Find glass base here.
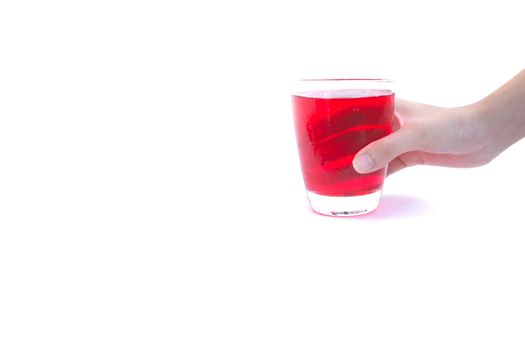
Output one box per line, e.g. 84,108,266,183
306,190,382,217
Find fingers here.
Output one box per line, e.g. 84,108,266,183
352,126,421,174
352,98,430,174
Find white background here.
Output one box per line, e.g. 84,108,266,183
1,0,525,349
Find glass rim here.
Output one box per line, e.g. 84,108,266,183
292,78,395,97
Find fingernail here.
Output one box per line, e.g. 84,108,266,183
353,154,374,173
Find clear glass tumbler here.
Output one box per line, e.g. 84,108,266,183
292,79,395,216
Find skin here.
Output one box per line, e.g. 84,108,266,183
353,70,525,175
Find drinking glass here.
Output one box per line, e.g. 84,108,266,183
292,79,395,216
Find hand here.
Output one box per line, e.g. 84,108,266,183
352,99,506,175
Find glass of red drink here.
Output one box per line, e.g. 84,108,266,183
292,79,395,216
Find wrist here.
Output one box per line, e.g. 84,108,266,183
456,101,492,148
477,95,525,150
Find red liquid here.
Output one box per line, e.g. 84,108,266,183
293,89,394,196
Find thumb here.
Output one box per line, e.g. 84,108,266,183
352,126,420,174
